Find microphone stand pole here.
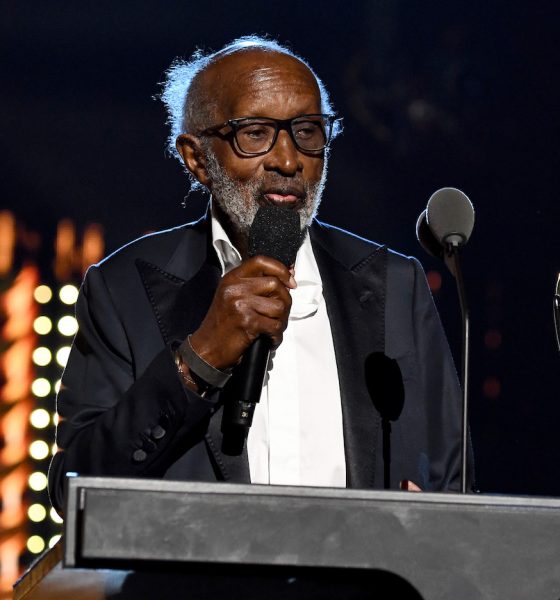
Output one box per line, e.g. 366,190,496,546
447,244,469,494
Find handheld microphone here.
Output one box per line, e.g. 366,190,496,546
222,205,302,438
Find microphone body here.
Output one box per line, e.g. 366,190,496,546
223,335,272,428
222,206,302,439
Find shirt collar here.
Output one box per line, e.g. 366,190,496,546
211,201,242,275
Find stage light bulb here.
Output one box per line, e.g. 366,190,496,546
28,471,48,491
33,316,52,335
59,284,79,305
53,412,59,426
34,285,53,304
49,535,62,548
30,408,50,429
56,346,71,367
28,504,47,522
54,380,61,393
29,440,50,460
31,378,51,398
50,507,63,524
27,536,46,554
51,442,58,456
57,315,78,336
32,347,52,366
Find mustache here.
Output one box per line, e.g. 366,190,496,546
257,177,309,200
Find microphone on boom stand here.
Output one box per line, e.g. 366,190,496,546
416,187,475,493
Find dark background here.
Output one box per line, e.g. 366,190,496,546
3,0,559,495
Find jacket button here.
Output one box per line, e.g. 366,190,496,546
132,449,147,462
151,425,166,440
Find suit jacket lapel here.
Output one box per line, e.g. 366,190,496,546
311,222,387,489
135,216,251,484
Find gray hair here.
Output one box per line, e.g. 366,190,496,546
159,35,341,162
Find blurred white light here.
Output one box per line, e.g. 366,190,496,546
51,442,58,456
27,536,45,554
59,284,79,305
28,504,47,522
30,408,50,429
28,471,48,491
48,535,62,548
32,347,52,366
50,507,63,524
56,346,71,367
54,380,61,394
34,285,52,304
57,315,78,336
29,440,50,460
33,316,52,335
53,412,60,426
31,378,51,398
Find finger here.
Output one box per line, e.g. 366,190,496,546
251,296,290,320
232,277,293,304
245,313,286,347
400,480,422,492
237,256,295,289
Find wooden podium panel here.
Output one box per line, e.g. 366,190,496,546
14,477,560,599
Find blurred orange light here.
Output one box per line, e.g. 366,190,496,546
0,399,32,466
483,376,501,399
0,337,34,402
0,465,29,529
0,210,16,276
426,270,442,293
82,223,104,273
484,329,502,350
1,265,39,340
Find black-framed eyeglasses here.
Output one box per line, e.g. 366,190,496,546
197,114,341,156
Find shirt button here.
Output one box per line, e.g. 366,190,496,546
132,449,147,463
151,425,166,440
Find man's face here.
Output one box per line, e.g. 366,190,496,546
196,51,327,235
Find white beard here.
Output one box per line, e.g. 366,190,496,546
204,149,328,235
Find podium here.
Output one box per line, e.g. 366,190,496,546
14,477,560,599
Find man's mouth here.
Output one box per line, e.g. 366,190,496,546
262,188,305,209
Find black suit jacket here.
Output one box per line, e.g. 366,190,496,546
49,217,467,511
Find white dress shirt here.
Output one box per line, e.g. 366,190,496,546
211,209,346,487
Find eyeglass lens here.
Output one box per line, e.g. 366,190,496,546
234,117,330,154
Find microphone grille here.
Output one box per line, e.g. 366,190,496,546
248,206,303,266
426,187,475,246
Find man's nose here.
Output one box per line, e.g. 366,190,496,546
263,130,302,176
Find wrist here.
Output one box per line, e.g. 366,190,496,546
174,350,210,397
178,334,233,391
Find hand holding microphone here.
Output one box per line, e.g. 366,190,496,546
185,206,302,437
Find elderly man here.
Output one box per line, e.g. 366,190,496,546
48,36,468,512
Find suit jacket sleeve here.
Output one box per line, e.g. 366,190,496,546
48,264,219,513
385,254,473,491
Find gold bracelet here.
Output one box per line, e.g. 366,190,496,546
174,350,208,397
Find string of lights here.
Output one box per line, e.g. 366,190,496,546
0,212,103,595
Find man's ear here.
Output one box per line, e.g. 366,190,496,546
176,134,210,187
